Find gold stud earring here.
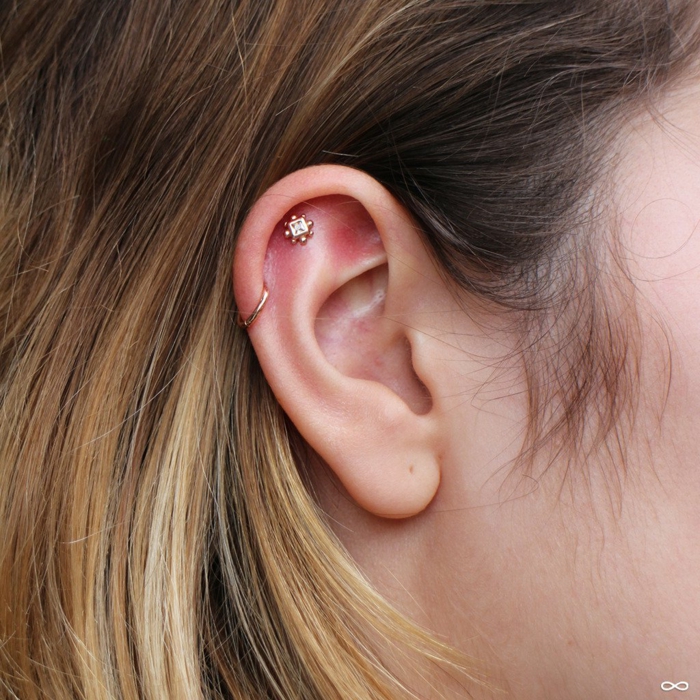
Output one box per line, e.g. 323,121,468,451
284,213,314,245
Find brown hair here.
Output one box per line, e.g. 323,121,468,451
1,1,698,698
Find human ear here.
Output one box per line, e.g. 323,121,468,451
232,165,445,519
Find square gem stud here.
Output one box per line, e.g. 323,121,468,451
284,214,314,245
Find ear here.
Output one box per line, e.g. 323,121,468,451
232,165,447,519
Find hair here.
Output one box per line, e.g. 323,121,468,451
1,1,699,698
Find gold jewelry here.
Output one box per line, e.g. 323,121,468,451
237,286,269,329
284,213,314,245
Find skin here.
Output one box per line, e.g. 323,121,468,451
233,76,700,699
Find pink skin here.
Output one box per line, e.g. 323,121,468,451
233,90,700,695
303,96,700,698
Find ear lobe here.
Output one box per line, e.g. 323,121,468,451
232,165,442,519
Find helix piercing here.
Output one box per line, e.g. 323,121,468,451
237,213,315,329
284,213,314,245
237,286,269,329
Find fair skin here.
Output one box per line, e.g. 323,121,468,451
232,77,700,699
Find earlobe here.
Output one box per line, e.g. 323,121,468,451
232,165,443,518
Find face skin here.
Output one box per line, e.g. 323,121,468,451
304,84,700,699
233,75,700,699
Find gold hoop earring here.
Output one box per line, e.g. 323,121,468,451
237,286,269,329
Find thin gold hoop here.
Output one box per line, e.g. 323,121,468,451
237,286,269,329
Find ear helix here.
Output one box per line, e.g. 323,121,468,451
236,212,316,329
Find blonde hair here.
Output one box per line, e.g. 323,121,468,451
1,1,699,698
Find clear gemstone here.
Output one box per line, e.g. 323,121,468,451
290,219,308,236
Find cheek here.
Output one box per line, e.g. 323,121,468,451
627,218,700,450
619,214,700,558
616,106,700,401
616,150,700,462
652,278,700,365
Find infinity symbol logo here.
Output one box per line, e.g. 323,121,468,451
661,681,690,692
